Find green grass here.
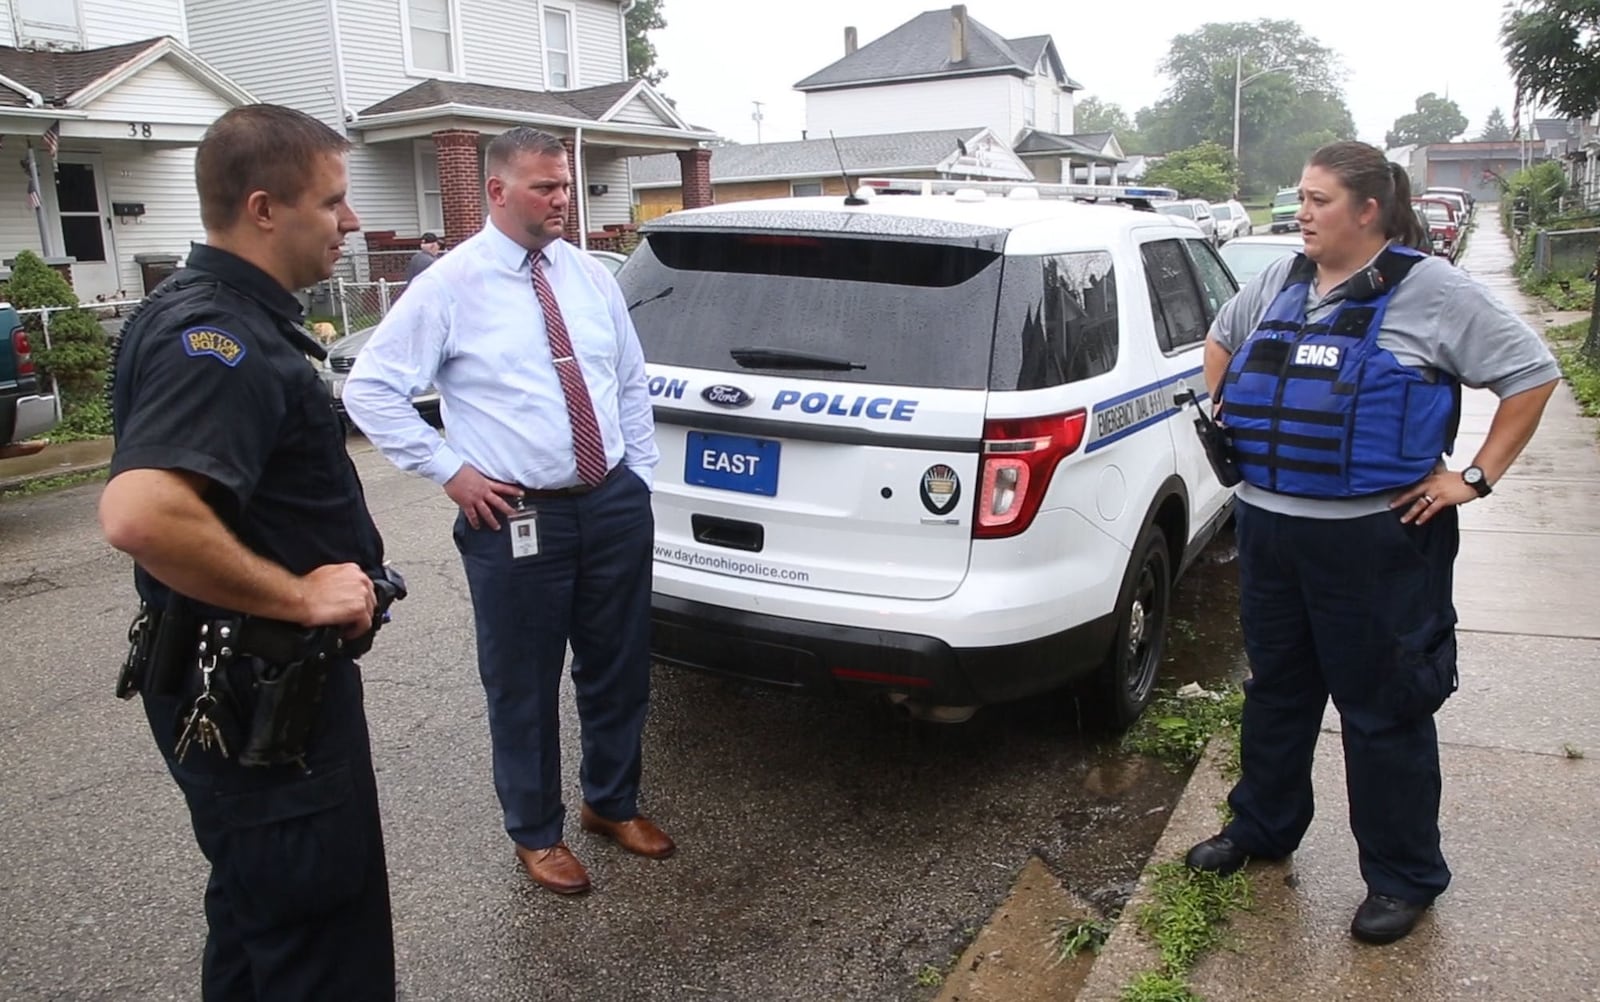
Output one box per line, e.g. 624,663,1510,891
0,467,107,499
1055,917,1113,962
1520,273,1595,312
1546,321,1600,419
1136,864,1252,974
1121,971,1204,1002
914,964,944,988
1246,206,1271,228
1121,687,1245,770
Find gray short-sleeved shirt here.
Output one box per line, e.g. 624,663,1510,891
1209,248,1559,519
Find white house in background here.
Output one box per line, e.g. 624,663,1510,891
790,6,1119,183
185,0,715,272
0,0,253,302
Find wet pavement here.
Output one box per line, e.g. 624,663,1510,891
0,438,1243,1001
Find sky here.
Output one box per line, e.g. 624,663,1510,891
650,0,1526,149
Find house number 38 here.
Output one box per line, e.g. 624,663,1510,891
128,123,153,138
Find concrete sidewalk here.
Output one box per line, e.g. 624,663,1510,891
0,437,113,491
1081,217,1600,1001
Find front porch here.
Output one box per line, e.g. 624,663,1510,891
351,78,717,272
0,37,254,302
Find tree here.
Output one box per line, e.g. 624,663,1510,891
625,0,667,85
1478,107,1513,141
1132,20,1355,195
1501,0,1600,361
0,251,111,439
1142,142,1237,201
1074,95,1142,153
1384,93,1468,147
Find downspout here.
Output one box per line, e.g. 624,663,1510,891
620,0,636,77
328,0,354,132
575,126,588,250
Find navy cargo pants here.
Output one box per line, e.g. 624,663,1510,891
143,659,394,1001
1223,501,1460,904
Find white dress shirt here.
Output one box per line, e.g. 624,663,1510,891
343,223,659,490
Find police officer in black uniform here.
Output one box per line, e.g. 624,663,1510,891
99,104,396,999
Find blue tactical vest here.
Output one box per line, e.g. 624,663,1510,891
1221,246,1458,498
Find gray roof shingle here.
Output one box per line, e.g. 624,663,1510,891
1013,129,1121,162
359,78,709,135
630,127,994,186
794,9,1076,90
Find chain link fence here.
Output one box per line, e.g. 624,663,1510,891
305,250,415,341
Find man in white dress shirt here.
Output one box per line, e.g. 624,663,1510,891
343,127,671,896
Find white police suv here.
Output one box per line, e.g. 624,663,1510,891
622,179,1237,726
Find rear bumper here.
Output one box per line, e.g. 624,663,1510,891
650,593,1117,706
1269,219,1300,233
5,392,57,444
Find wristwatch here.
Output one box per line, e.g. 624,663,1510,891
1462,465,1493,497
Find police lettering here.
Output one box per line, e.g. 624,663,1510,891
181,328,246,367
1294,344,1342,367
771,390,918,422
702,449,760,475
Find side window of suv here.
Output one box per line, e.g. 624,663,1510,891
1182,238,1239,323
1141,240,1209,352
992,251,1119,390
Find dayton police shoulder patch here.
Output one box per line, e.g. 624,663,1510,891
180,326,247,367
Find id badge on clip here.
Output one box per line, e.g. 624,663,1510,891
508,510,539,559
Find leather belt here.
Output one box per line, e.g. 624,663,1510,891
518,464,624,499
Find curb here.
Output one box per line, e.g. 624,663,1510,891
0,460,110,494
1074,741,1235,1000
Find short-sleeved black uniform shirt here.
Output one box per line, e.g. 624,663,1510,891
109,244,383,611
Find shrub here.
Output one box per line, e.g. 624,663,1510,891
0,251,112,438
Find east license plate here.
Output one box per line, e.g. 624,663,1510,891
685,432,780,496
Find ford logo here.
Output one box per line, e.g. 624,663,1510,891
702,385,754,409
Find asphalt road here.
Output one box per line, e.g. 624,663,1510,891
0,441,1242,1002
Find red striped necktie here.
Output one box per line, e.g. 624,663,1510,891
532,250,609,485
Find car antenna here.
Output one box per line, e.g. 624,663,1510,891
830,131,869,205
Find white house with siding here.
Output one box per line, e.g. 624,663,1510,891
0,0,253,302
185,0,715,268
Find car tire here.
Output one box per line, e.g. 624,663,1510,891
1087,523,1171,730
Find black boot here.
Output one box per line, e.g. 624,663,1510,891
1350,893,1429,945
1184,835,1249,876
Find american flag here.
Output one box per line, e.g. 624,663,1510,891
1512,91,1522,140
26,174,40,211
42,119,60,161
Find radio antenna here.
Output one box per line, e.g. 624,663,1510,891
830,131,869,205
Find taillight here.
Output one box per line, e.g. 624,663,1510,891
12,328,33,377
973,410,1087,539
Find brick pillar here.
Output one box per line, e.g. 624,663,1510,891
560,138,581,244
678,148,713,209
433,129,483,246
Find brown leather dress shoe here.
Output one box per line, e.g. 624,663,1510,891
514,841,591,895
579,803,676,859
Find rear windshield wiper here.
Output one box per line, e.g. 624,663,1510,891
627,286,674,311
729,347,866,371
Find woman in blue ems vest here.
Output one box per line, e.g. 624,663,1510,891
1184,141,1560,944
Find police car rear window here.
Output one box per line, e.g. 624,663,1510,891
624,231,1002,389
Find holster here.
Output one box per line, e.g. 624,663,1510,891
230,621,343,768
116,599,202,700
1176,389,1243,488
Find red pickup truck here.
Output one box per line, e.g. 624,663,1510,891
1,301,58,459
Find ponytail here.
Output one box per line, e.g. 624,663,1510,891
1386,163,1430,252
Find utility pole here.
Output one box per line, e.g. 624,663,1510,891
1233,53,1288,173
751,100,765,144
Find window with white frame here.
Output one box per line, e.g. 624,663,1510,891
407,0,457,75
415,143,445,235
1023,82,1036,128
15,0,82,47
545,6,573,89
790,181,823,197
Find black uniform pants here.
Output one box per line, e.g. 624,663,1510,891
1223,501,1460,904
142,658,394,1001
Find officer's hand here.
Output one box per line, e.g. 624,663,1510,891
299,563,377,638
1391,470,1476,525
444,465,523,531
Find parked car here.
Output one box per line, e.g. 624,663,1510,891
589,249,628,275
1425,186,1475,214
0,302,57,459
1209,199,1252,242
1154,199,1220,245
623,178,1237,728
1269,186,1301,233
1217,233,1303,287
1413,197,1462,260
1429,192,1470,229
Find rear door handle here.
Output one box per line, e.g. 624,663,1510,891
692,514,764,552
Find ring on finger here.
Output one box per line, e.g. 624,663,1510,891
1422,494,1434,505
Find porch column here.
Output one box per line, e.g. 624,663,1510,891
678,148,713,209
433,129,483,246
560,138,581,244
